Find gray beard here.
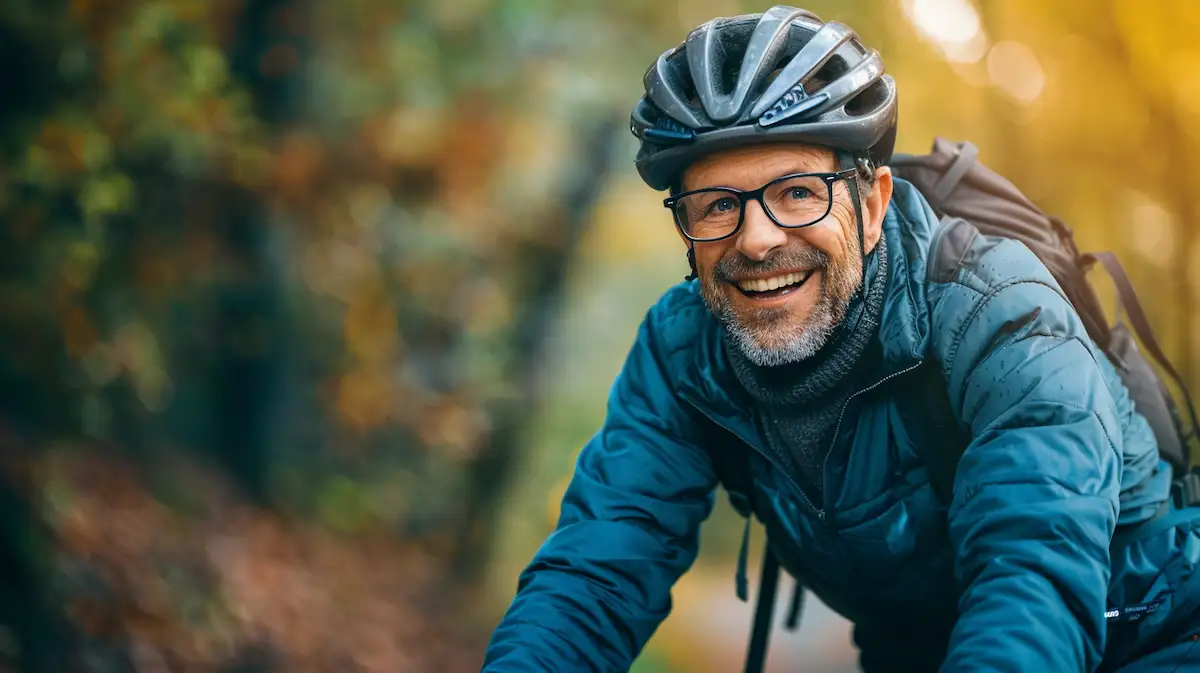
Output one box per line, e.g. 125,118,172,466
700,252,863,367
716,283,848,366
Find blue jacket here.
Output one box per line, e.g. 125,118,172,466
482,180,1200,672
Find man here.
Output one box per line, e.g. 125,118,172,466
482,7,1200,672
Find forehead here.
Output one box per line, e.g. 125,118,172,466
681,143,837,191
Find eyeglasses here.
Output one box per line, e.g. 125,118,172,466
663,168,858,242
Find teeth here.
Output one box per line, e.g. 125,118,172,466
739,271,810,293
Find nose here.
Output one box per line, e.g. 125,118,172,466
734,199,789,261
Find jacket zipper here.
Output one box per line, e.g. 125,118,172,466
687,361,925,526
818,361,925,526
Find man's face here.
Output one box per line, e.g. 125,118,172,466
680,144,891,367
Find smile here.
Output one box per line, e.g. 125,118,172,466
734,270,814,297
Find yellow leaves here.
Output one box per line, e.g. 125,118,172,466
1190,240,1200,299
586,175,681,266
545,475,569,529
461,277,513,338
347,182,392,231
377,107,445,167
436,101,503,216
1123,191,1177,267
303,238,381,302
1169,51,1200,127
336,367,392,432
417,397,490,462
675,0,741,34
1112,0,1200,123
495,108,569,217
343,291,398,364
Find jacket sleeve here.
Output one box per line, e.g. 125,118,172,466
481,296,718,672
932,241,1123,673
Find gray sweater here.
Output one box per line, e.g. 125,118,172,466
725,233,890,502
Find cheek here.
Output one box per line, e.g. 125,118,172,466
800,213,852,259
829,196,857,227
693,242,730,276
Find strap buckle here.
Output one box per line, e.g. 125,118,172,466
1172,468,1200,509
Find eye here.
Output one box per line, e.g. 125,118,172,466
789,187,812,200
713,197,738,212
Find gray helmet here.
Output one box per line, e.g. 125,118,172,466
631,6,898,191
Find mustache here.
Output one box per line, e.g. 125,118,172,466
711,247,829,283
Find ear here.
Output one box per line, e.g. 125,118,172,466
861,166,893,255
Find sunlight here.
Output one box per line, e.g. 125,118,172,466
901,0,988,63
986,40,1046,103
1124,190,1175,266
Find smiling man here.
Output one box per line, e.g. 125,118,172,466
685,146,868,368
482,6,1200,673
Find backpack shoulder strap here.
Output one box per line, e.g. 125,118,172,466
931,140,978,201
1083,251,1200,444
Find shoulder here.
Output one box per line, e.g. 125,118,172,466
642,280,716,363
926,217,1064,297
925,218,1076,335
923,218,1104,383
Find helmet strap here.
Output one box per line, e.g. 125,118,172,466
839,152,870,296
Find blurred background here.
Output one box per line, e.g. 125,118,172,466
1,0,1198,671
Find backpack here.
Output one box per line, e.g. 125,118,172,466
891,137,1199,490
718,137,1200,673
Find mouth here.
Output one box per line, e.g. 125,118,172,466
732,270,815,299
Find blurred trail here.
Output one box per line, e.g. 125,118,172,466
654,571,859,673
28,447,490,673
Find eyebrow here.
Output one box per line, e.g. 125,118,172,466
685,164,835,192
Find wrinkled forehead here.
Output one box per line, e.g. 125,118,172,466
680,142,838,192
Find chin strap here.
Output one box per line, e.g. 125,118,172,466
840,152,871,296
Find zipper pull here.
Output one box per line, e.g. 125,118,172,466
820,508,837,529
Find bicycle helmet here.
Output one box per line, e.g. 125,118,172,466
631,5,898,191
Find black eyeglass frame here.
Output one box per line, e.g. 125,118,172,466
662,168,859,242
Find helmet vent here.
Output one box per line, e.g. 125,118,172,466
846,78,888,117
807,55,847,94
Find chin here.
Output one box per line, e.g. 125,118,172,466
727,313,835,367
